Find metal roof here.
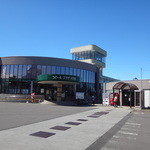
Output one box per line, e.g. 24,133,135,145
113,81,139,90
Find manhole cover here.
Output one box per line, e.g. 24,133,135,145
30,131,55,138
65,122,82,125
87,115,100,118
50,126,71,131
77,119,88,121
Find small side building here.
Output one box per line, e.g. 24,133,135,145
103,79,150,108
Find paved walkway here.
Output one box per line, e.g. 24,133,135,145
0,106,132,150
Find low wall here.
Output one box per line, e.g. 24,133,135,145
0,94,44,103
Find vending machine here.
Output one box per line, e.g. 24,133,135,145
109,93,119,106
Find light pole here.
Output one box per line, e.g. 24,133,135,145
140,68,143,108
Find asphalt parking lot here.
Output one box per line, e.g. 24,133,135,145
100,110,150,150
0,102,95,131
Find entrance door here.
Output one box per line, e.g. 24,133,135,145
62,85,75,101
122,90,134,106
44,85,57,101
134,91,140,106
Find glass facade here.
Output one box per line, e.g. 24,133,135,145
0,64,96,94
72,51,105,63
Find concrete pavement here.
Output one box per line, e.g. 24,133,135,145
0,106,132,150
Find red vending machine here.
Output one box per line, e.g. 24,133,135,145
109,93,119,105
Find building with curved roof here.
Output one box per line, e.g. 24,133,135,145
0,45,118,103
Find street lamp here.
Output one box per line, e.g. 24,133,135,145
140,68,143,108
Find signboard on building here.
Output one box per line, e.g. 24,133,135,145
37,74,80,83
40,89,44,93
103,93,109,105
144,90,150,108
76,92,84,99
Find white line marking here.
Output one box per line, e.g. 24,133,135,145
108,140,118,144
119,131,138,136
126,136,137,140
125,122,141,126
121,127,138,131
113,135,119,138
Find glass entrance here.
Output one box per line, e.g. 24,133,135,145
62,85,75,101
134,91,140,106
36,84,57,101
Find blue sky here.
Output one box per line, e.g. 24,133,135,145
0,0,150,80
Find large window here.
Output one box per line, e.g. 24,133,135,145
1,65,6,78
72,51,105,63
0,64,96,83
0,64,96,94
